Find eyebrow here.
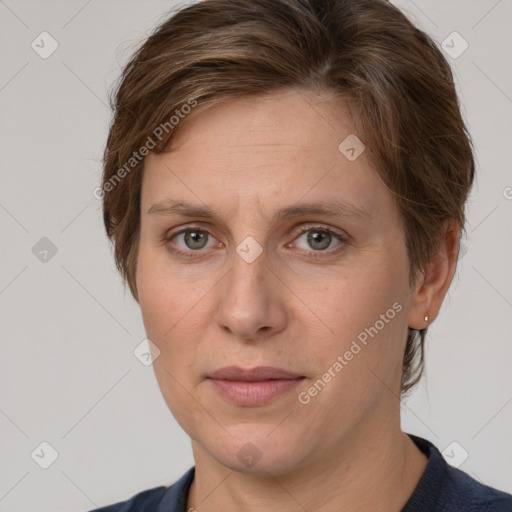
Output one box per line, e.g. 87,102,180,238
147,199,371,223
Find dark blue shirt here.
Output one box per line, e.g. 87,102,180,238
89,434,512,511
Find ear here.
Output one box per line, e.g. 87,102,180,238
407,219,461,329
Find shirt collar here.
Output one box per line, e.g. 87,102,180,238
401,433,446,511
156,466,195,512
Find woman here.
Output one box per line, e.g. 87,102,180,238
91,0,512,510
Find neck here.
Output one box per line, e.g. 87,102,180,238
187,409,427,512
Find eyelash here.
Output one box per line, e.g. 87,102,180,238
164,224,348,260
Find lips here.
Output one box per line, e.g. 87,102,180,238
207,366,305,406
208,366,303,381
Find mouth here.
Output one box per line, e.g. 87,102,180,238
207,366,305,406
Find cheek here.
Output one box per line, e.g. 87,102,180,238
137,240,197,333
136,253,207,430
300,262,403,343
295,250,409,395
135,242,219,382
136,248,191,369
295,277,408,436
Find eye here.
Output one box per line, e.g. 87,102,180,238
164,224,347,260
166,226,221,257
292,226,345,253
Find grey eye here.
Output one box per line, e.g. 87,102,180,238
183,229,209,250
305,230,333,250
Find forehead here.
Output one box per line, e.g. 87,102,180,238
140,89,394,226
167,89,356,155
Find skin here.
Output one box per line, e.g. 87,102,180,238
135,89,460,511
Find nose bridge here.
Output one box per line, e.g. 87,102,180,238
225,236,268,304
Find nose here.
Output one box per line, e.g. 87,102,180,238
215,244,287,342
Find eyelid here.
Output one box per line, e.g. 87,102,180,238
165,222,218,241
289,222,347,240
165,223,347,243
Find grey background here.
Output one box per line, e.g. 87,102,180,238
0,0,511,510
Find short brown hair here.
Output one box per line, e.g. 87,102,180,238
101,0,475,395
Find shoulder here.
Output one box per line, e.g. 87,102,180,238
86,467,195,512
440,463,512,511
406,434,512,512
91,485,168,512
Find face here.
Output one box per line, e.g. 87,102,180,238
136,89,418,475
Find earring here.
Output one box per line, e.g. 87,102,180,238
424,315,429,324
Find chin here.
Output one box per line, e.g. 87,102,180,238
201,425,311,476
